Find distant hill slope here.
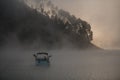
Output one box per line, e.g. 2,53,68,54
0,0,98,49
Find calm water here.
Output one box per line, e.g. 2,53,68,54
0,48,120,80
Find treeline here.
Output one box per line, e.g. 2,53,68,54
0,0,93,48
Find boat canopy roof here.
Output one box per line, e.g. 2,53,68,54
37,52,48,55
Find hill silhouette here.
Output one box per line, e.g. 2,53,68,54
0,0,96,49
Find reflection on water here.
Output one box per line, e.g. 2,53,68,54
35,62,50,67
0,49,120,80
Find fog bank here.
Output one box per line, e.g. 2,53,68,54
51,0,120,49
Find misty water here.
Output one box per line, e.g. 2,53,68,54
1,0,120,80
0,46,120,80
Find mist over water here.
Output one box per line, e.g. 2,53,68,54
0,45,120,80
0,0,120,80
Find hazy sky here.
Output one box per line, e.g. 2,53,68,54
51,0,120,49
